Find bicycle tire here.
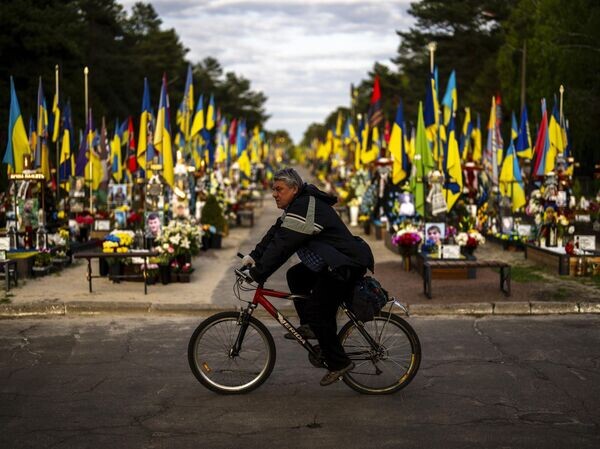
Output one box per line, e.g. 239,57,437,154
338,311,421,395
188,311,276,394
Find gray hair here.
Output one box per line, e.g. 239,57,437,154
274,168,303,189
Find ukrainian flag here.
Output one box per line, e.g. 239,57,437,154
389,100,410,184
499,140,526,211
154,74,174,187
3,77,30,173
441,109,463,211
137,78,153,172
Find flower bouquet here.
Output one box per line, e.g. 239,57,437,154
102,231,135,280
456,230,486,255
157,221,203,258
392,227,423,271
392,226,423,253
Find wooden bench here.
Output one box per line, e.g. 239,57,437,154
423,259,511,299
0,260,18,291
74,251,158,295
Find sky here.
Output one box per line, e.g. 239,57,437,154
121,0,414,143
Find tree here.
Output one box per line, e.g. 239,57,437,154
394,0,515,119
497,0,600,175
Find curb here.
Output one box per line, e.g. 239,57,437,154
0,301,598,319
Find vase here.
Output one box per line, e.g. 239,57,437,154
349,205,359,227
79,226,89,242
401,255,411,272
108,261,123,282
461,246,476,257
159,265,171,284
178,272,192,283
32,265,50,277
210,233,222,249
177,253,192,266
363,221,370,235
99,258,109,276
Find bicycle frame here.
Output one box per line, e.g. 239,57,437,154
232,284,324,363
231,268,410,365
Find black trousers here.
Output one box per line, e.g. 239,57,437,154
286,263,364,371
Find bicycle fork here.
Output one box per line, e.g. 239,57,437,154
229,304,257,357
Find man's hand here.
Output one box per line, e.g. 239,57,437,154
241,255,255,267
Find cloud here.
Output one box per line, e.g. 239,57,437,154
121,0,414,142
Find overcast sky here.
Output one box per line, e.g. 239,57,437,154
122,0,414,143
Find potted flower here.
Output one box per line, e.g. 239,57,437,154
456,230,486,256
102,230,134,281
33,249,52,276
145,263,159,285
392,227,423,271
154,245,175,284
75,214,94,242
200,195,227,249
178,262,194,283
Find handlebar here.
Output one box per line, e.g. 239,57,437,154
235,252,255,284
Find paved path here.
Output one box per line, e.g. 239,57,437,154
1,315,599,449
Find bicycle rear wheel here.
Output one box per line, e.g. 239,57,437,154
188,311,276,394
338,311,421,394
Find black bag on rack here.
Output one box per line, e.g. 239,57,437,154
348,276,389,322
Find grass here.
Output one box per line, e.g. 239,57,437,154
509,265,546,283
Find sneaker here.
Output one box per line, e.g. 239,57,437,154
320,362,355,386
284,324,317,340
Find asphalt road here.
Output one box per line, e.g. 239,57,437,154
1,315,599,449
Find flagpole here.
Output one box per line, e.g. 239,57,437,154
428,42,437,73
84,66,93,212
55,65,60,209
559,85,564,122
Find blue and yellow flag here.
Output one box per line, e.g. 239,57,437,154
154,74,174,187
516,105,533,159
206,94,215,131
459,107,473,160
548,100,565,173
472,113,482,163
441,70,457,125
51,88,60,143
58,101,73,183
441,110,463,211
3,77,31,173
389,100,410,184
361,124,379,165
499,140,526,211
35,78,51,179
137,78,154,172
511,111,518,142
176,65,194,142
190,94,205,137
111,119,123,182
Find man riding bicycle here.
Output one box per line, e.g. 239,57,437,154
242,168,374,386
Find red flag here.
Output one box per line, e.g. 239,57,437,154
384,119,391,144
229,118,238,145
127,116,138,173
368,75,383,128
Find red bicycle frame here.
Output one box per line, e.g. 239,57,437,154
251,286,316,347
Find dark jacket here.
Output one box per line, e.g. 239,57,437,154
249,183,374,284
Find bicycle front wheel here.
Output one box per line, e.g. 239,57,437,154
338,312,421,394
188,311,276,394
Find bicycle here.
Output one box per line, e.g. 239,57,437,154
188,257,421,395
